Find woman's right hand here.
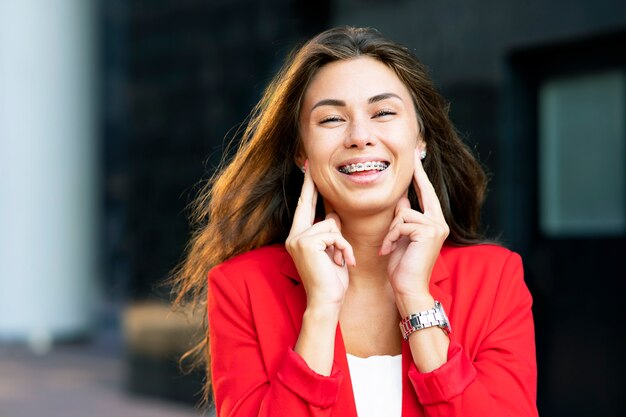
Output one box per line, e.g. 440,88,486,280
285,161,355,313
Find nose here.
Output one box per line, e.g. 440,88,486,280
345,119,374,148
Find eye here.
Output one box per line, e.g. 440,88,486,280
372,109,396,119
320,115,344,124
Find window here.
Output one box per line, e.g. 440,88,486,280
539,71,625,236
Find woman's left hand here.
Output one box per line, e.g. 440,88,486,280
380,149,449,313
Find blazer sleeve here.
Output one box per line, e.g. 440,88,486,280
208,265,344,417
408,251,538,417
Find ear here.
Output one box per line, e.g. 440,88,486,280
294,143,307,170
416,138,426,153
295,156,305,169
416,139,427,160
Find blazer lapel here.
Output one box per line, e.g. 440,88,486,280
429,251,452,314
280,253,358,417
401,339,418,416
332,324,358,417
280,254,306,336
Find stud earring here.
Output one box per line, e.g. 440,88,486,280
419,150,427,160
300,165,305,173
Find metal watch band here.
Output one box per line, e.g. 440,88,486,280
399,301,451,340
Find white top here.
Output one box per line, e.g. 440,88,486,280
346,353,402,417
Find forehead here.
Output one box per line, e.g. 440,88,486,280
302,56,412,107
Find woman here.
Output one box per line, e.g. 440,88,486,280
171,26,538,417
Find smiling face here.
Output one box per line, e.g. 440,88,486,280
298,56,423,216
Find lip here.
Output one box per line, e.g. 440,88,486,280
341,169,387,184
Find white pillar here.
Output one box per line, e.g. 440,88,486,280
0,0,98,345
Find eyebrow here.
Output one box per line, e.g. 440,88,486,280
310,92,403,112
311,99,345,111
368,93,403,104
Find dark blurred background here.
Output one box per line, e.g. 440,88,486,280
1,1,625,416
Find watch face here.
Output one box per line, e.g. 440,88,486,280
436,301,452,334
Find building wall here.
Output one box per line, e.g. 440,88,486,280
333,0,626,239
103,0,330,299
331,2,626,416
335,0,626,84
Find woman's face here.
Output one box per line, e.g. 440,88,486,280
299,56,422,216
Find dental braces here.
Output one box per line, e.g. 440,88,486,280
339,161,389,174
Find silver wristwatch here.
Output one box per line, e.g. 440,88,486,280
399,301,451,340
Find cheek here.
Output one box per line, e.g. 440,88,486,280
302,135,337,169
304,149,328,174
310,166,336,195
399,162,415,187
396,151,416,187
301,129,322,157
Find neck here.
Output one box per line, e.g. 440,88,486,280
335,208,395,288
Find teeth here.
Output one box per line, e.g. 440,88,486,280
339,161,389,174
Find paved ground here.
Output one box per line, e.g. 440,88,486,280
0,334,214,417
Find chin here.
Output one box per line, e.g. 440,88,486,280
328,193,399,216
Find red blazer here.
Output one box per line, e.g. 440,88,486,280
208,243,538,417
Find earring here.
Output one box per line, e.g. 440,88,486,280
419,150,427,160
300,165,305,173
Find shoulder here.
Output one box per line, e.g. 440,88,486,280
441,243,520,267
208,244,294,293
439,243,524,289
214,244,289,274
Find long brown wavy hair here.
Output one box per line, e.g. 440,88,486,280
170,26,487,405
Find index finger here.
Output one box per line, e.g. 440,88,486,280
290,161,318,235
413,149,445,219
